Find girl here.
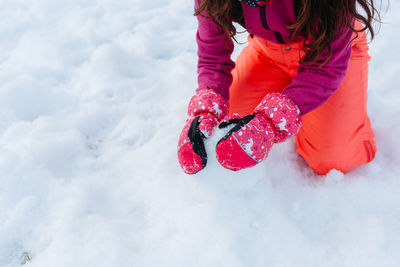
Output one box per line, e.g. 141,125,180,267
177,0,380,175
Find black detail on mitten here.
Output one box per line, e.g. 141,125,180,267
188,116,207,169
217,114,255,145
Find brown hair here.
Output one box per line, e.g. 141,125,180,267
194,0,381,66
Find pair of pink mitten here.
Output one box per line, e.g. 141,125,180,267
177,89,302,174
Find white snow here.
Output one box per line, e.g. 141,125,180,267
0,0,400,266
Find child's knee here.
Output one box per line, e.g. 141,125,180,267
296,137,377,175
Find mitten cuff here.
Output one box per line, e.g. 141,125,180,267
254,93,302,143
187,88,229,121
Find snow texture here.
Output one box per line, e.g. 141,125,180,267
0,0,399,266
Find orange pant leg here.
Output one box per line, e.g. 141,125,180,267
296,30,376,175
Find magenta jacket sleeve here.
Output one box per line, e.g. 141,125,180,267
195,1,235,100
282,25,353,115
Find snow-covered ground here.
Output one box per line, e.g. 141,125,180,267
0,0,399,266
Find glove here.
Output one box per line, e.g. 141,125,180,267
177,88,229,174
216,92,302,171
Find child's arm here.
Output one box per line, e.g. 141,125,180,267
282,22,354,115
195,0,235,100
177,1,235,175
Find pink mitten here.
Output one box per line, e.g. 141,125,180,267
178,89,229,174
216,93,302,171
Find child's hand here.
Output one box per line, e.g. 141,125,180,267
216,93,302,171
177,89,229,174
216,113,277,171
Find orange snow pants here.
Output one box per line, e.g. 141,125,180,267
229,25,376,175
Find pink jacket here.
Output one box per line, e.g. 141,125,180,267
195,0,354,115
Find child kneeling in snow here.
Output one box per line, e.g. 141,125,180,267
178,0,379,175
